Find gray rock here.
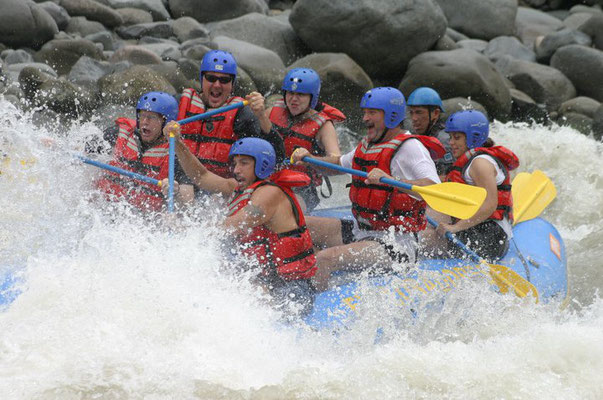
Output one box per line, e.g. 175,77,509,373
147,61,192,93
57,0,123,28
232,66,257,99
399,49,512,120
117,22,174,40
523,0,547,6
208,12,309,65
446,27,469,42
456,39,488,53
516,7,564,49
551,45,603,102
484,36,536,63
68,55,130,88
96,0,170,21
578,14,603,50
17,65,57,99
569,5,603,15
35,78,98,117
181,43,213,61
435,0,517,40
592,105,603,140
138,38,182,61
98,64,176,104
109,45,164,65
65,16,108,37
38,1,71,30
563,12,595,31
0,0,58,49
213,35,285,94
288,52,373,130
558,96,601,118
177,58,200,80
1,49,35,65
509,88,548,123
169,0,268,23
172,16,210,43
535,28,592,64
441,97,488,122
6,62,57,85
85,31,119,51
495,56,576,112
290,0,447,80
433,35,458,51
557,112,593,136
115,7,153,26
36,38,105,75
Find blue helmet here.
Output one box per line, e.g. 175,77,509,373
407,87,445,112
200,50,237,81
136,91,178,125
445,110,489,149
282,68,321,109
229,137,276,179
360,87,406,129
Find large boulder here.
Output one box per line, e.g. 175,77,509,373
38,1,71,30
495,56,576,112
592,105,603,141
288,52,373,130
65,16,108,37
509,88,548,123
213,35,285,94
558,96,601,118
516,7,564,49
98,65,176,104
57,0,123,28
115,7,153,26
535,28,592,64
68,55,130,88
484,36,536,63
171,16,210,43
208,13,309,65
441,97,488,121
169,0,268,23
0,0,58,49
116,21,174,40
109,45,163,65
578,13,603,50
290,0,446,80
434,0,517,41
399,49,512,120
35,38,105,75
95,0,170,21
550,45,603,103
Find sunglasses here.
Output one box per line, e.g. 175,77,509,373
204,74,233,84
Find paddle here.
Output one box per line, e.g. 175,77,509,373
298,156,487,220
167,134,175,213
175,100,249,125
512,170,557,225
77,155,160,186
426,216,539,300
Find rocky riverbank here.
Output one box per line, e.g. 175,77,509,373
0,0,602,138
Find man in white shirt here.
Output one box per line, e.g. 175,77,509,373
291,87,444,291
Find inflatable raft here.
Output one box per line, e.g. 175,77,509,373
304,206,568,330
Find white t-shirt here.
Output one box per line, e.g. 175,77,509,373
464,154,513,238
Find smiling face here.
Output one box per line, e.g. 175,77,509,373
408,106,440,135
137,110,164,144
201,72,234,108
231,155,257,188
285,91,312,116
448,131,468,158
362,108,386,142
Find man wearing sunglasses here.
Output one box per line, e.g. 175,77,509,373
176,50,284,179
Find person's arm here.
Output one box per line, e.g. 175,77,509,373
223,185,281,235
245,92,272,134
163,121,236,196
315,120,341,157
437,158,498,234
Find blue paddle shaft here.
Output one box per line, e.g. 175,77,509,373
426,216,481,262
168,136,175,213
302,156,412,191
78,156,160,186
176,101,247,125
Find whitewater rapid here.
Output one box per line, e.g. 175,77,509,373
1,98,602,399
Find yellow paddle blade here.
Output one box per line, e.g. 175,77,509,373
486,263,539,301
512,170,557,225
413,182,487,220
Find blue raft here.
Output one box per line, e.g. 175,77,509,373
304,207,568,330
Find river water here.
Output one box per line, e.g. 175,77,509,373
1,98,602,399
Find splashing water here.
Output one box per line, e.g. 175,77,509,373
1,98,602,399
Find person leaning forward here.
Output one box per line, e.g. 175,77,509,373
176,50,284,180
162,121,317,317
291,87,446,291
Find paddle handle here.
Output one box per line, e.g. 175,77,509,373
78,155,160,186
176,100,249,125
426,216,481,263
167,134,175,213
302,156,412,191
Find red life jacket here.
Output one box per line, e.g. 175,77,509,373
227,170,317,281
349,133,446,232
95,118,168,212
177,88,245,178
446,146,519,222
270,100,346,186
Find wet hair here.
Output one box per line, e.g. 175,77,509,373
482,138,495,147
